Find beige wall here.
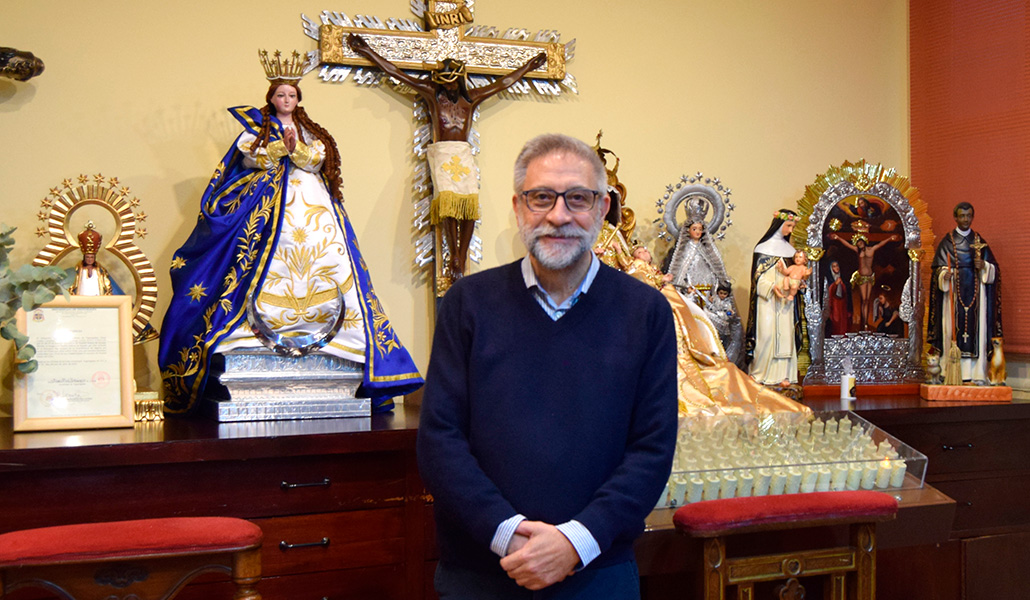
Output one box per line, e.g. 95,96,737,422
0,0,909,402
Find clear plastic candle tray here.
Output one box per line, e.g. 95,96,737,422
658,410,927,508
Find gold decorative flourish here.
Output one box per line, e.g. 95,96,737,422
908,248,924,262
136,211,147,222
806,247,825,261
366,291,400,355
35,227,47,237
135,227,148,238
187,283,208,301
170,256,187,270
318,20,565,80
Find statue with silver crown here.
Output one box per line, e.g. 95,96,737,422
662,193,745,367
158,50,423,419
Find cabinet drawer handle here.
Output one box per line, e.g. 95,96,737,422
942,443,974,451
280,477,331,490
279,537,330,551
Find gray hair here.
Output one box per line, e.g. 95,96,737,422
512,133,607,194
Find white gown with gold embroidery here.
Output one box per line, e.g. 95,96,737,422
215,125,366,363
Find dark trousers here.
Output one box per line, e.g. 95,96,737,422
434,560,640,600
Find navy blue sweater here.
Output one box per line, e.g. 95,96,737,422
417,260,677,572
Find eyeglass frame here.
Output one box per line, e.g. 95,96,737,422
519,187,603,213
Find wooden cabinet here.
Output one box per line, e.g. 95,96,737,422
4,397,1026,600
855,400,1030,600
0,404,429,600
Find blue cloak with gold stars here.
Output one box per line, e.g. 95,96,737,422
158,106,423,414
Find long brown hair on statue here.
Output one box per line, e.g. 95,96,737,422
254,81,344,201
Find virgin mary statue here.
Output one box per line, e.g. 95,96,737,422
159,51,422,414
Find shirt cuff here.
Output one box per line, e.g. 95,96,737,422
556,520,601,569
490,514,526,557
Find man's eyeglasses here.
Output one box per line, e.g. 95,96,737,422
520,188,601,213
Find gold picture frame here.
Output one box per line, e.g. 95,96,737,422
14,295,134,432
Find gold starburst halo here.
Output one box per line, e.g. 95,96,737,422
32,173,159,342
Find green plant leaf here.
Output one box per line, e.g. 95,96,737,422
1,321,27,346
20,289,37,312
16,343,36,361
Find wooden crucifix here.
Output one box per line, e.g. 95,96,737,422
310,0,571,295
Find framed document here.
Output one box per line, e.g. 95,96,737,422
14,295,134,432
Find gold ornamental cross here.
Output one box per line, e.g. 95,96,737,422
442,156,470,182
314,1,567,82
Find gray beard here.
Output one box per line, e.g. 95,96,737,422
518,218,601,271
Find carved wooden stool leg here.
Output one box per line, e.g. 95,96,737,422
825,572,846,600
850,522,877,600
703,537,727,600
232,546,263,600
735,581,754,600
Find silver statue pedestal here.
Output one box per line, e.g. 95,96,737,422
208,348,369,422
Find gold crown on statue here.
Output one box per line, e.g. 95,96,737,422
259,49,307,82
78,221,102,254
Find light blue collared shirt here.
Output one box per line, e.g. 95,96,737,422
488,254,603,568
520,254,601,321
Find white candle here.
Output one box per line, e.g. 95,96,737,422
812,419,825,438
656,480,672,509
687,476,705,503
719,474,738,499
801,466,818,493
670,475,688,507
816,467,832,492
831,465,848,491
876,459,892,488
737,471,754,497
703,474,721,501
754,468,772,496
861,462,878,489
846,464,863,490
786,468,803,494
889,460,908,488
826,418,839,437
841,373,856,399
770,470,787,495
840,415,852,434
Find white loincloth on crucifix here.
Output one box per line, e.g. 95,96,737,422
428,141,480,224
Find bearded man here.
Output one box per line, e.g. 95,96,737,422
417,133,677,598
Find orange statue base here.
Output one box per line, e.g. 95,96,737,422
920,383,1012,403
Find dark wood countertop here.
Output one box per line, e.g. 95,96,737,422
0,400,421,473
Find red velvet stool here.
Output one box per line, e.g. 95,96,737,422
673,491,898,600
0,517,263,600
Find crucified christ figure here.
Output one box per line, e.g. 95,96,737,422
829,232,901,330
348,33,547,281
